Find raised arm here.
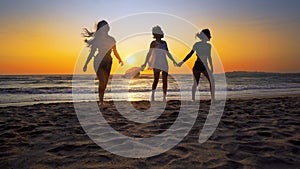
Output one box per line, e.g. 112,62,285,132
83,47,96,72
112,45,123,65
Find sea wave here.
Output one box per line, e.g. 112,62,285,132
1,85,300,94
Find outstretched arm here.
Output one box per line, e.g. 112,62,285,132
166,51,177,65
83,47,96,72
183,50,194,62
178,50,194,66
163,41,177,65
112,45,123,65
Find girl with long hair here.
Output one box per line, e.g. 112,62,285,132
82,20,123,105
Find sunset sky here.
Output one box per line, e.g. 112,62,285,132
0,0,300,74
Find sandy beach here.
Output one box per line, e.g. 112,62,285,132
1,96,300,169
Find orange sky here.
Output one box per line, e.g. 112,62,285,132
0,1,299,74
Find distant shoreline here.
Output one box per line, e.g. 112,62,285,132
0,71,300,76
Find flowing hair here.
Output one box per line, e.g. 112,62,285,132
82,20,109,47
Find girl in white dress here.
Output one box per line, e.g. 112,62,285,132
141,26,177,101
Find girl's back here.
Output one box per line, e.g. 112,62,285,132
193,41,211,64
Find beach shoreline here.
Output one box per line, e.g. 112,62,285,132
1,95,300,168
2,91,300,108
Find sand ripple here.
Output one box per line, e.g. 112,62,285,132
1,96,300,168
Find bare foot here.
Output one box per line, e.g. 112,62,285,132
98,101,109,108
151,91,155,102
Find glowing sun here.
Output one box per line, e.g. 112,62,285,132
126,57,135,64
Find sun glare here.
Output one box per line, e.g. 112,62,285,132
126,57,135,65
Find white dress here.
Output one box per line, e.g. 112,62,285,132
148,40,169,72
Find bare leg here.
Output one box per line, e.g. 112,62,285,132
203,70,215,101
162,71,168,102
192,70,201,101
97,63,112,105
97,71,105,104
152,70,160,101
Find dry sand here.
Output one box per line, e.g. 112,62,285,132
1,96,300,169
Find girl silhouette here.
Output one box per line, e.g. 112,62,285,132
178,29,215,101
141,26,177,101
82,20,123,105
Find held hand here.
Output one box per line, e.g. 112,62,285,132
173,61,178,67
83,64,87,72
141,64,146,70
178,61,184,67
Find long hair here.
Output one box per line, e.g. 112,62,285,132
97,20,109,32
82,20,110,47
82,20,109,38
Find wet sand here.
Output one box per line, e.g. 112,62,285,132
1,96,300,169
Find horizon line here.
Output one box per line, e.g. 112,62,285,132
0,71,300,76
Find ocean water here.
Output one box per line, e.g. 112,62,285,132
0,72,300,107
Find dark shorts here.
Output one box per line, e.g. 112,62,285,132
193,60,206,72
95,59,112,77
100,60,112,72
